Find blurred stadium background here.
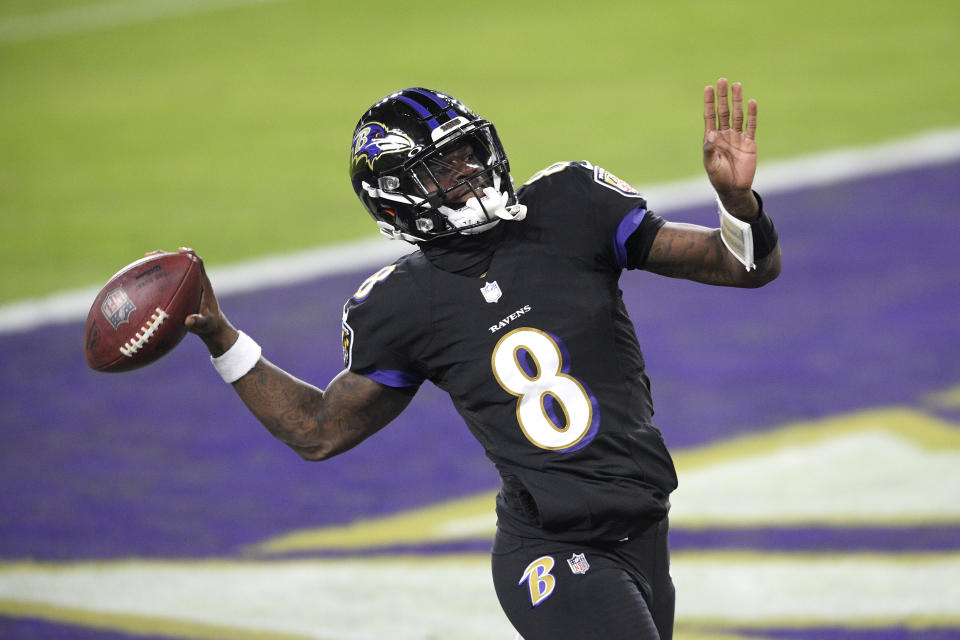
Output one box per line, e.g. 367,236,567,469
1,1,959,638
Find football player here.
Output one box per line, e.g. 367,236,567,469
185,79,780,639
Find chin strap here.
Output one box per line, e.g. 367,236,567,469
498,203,527,221
376,220,421,243
480,185,527,221
443,186,527,233
370,179,528,241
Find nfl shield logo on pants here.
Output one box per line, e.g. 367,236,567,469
480,281,502,303
567,553,590,575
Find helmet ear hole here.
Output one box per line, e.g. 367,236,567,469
379,176,400,191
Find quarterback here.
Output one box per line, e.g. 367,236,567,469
185,79,781,639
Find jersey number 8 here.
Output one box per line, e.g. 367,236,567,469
491,327,599,452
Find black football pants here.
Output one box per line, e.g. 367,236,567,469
491,517,674,640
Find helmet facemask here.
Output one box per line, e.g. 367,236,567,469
369,120,525,241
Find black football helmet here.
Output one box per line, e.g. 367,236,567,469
350,88,526,243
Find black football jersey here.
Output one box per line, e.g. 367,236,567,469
342,161,679,542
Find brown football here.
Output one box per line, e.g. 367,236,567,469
84,251,202,372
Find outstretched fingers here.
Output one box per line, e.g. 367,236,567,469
704,78,733,139
716,77,729,130
705,78,759,140
731,82,744,132
745,98,758,140
703,84,717,136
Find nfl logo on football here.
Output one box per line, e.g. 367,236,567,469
567,552,590,575
480,281,502,303
101,287,137,329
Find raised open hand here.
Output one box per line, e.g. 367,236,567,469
703,78,758,218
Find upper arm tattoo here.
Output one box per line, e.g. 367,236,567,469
233,362,413,460
645,223,739,285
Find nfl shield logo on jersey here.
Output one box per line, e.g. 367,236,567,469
567,553,590,575
480,281,502,303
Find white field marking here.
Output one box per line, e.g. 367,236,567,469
0,238,410,335
640,126,960,211
0,0,287,45
672,552,960,624
0,554,958,638
2,127,959,336
0,557,515,640
670,429,960,526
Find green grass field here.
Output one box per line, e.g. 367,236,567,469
1,0,958,303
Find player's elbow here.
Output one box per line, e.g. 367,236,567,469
741,246,781,288
293,433,365,462
291,440,340,462
742,265,780,288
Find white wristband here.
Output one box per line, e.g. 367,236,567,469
716,195,756,271
210,331,262,383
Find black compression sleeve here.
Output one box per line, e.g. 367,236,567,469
749,191,779,261
624,211,666,270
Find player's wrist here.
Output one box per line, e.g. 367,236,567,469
202,324,240,357
210,330,262,383
717,190,777,271
716,188,759,221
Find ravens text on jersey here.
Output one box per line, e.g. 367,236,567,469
342,161,676,543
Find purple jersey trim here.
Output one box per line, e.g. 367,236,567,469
613,206,648,270
364,368,424,388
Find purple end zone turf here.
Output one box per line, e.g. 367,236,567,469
0,617,181,640
1,161,959,561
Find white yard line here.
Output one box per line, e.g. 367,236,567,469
0,0,287,45
639,127,960,210
0,238,410,335
2,127,959,335
1,554,958,638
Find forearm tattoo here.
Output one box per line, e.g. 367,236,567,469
648,226,779,287
234,361,329,450
233,361,405,459
648,227,736,284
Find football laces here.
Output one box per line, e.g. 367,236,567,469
120,308,169,357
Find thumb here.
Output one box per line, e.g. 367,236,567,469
702,129,720,154
185,313,212,334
